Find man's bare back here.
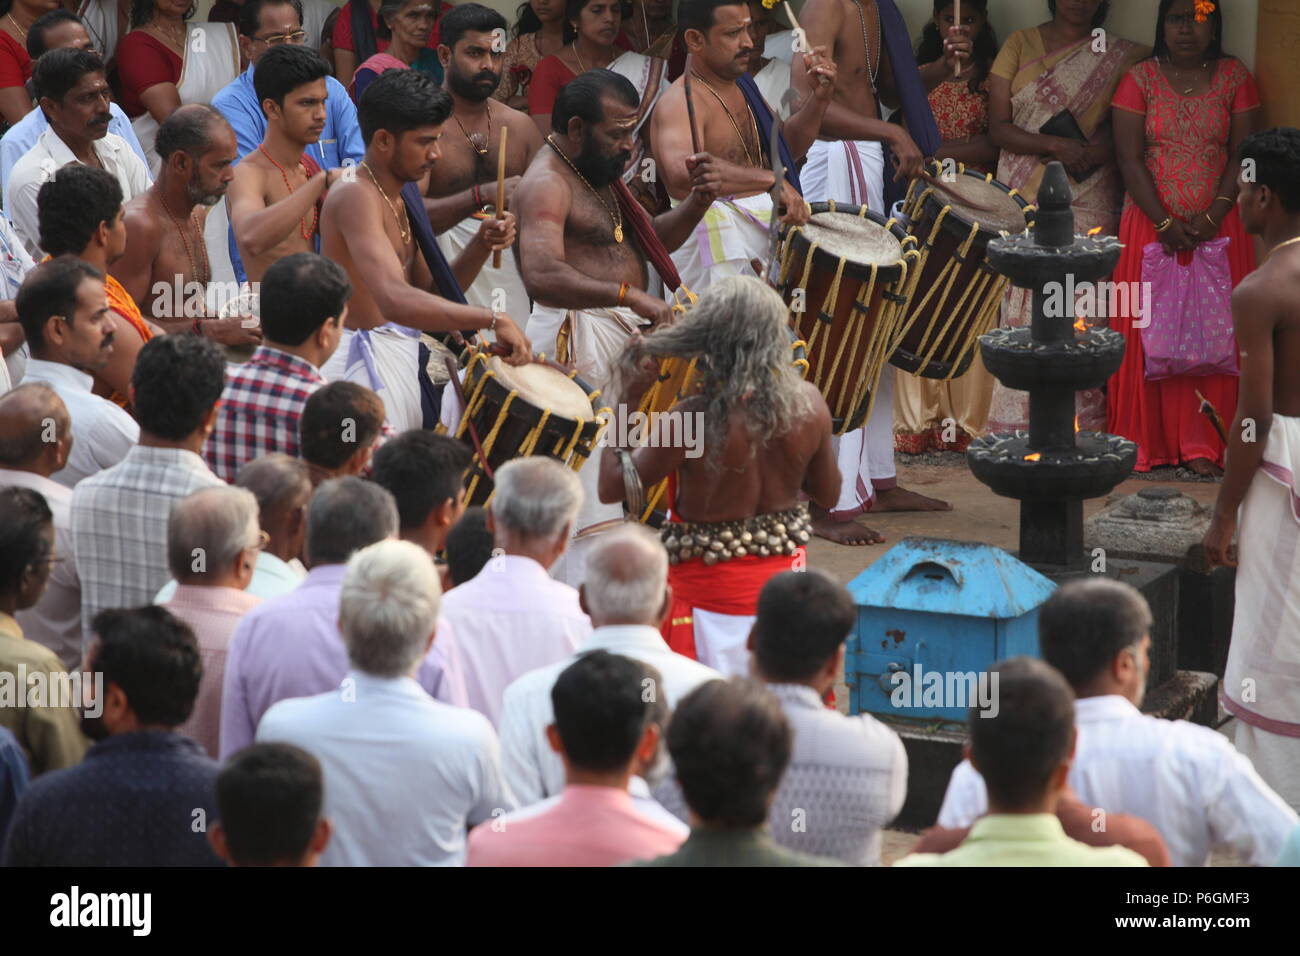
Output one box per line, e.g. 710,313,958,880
228,152,319,283
1237,248,1300,416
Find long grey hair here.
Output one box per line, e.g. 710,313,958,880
612,276,810,466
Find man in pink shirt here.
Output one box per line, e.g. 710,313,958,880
467,650,685,867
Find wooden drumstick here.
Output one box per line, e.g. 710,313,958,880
684,56,701,156
953,0,961,77
492,125,509,270
784,2,829,89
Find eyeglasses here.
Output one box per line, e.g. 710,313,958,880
255,30,308,45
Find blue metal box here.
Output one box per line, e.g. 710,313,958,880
845,538,1057,723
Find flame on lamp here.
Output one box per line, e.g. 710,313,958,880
1074,415,1080,433
1087,227,1103,236
1024,453,1042,462
1074,317,1088,333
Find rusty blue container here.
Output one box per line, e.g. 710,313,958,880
845,538,1057,724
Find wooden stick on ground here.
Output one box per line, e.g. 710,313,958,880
492,125,509,269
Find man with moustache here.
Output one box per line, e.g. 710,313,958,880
321,69,528,434
111,105,259,349
16,256,138,488
512,69,721,583
650,0,833,294
426,3,541,318
227,45,344,284
6,48,152,260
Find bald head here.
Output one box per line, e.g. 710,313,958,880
168,486,261,586
235,453,312,564
0,383,71,476
157,103,237,207
581,524,669,626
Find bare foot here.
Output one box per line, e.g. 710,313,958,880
811,507,885,545
1186,457,1223,478
871,485,954,513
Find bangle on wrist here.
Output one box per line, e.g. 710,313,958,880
617,282,630,307
1215,195,1235,206
488,311,499,333
1154,216,1174,233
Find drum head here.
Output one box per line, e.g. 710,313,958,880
924,172,1031,236
487,356,595,423
787,204,909,284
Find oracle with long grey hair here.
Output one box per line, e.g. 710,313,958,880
612,276,810,465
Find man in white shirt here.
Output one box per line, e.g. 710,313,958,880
6,49,152,258
937,578,1300,867
257,539,513,866
438,457,592,727
0,211,38,394
751,569,907,866
15,257,138,488
0,384,82,669
498,523,718,807
71,334,225,640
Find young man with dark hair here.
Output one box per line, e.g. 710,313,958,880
0,485,87,776
469,650,684,866
748,570,906,865
637,676,839,866
901,658,1147,867
371,429,471,562
940,577,1300,867
6,48,152,258
298,380,386,485
71,334,227,638
112,105,257,349
37,163,159,409
320,67,528,434
228,45,345,283
1206,126,1300,814
206,252,351,482
16,255,139,487
3,605,223,866
212,0,362,168
0,11,148,186
424,2,539,317
445,505,494,588
210,742,332,867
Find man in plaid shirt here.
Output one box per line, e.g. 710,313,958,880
205,253,350,482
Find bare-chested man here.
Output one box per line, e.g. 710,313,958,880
650,0,832,294
513,69,721,583
227,44,341,283
792,0,951,543
599,275,839,675
112,104,261,349
1204,128,1300,811
320,67,528,434
425,3,541,318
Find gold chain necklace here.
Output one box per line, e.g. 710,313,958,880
1269,236,1300,259
160,194,210,287
453,101,492,159
5,12,26,40
546,135,623,243
1163,56,1208,95
361,161,411,244
691,71,760,168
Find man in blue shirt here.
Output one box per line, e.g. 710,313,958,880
212,0,364,280
0,10,148,188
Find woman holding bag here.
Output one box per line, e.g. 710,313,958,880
1107,0,1260,475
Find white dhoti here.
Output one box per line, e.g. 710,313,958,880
321,324,424,433
1223,413,1300,811
435,214,530,319
670,192,773,293
526,302,648,587
802,139,893,514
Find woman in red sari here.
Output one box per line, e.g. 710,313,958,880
1108,0,1260,475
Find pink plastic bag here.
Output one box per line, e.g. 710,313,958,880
1139,237,1238,380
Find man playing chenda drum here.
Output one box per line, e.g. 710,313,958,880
598,276,840,677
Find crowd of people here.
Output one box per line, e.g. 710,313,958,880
0,0,1298,868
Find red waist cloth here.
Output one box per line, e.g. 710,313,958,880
662,549,803,660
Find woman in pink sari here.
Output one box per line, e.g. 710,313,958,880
1107,0,1260,475
985,0,1147,433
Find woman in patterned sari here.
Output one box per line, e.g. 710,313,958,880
1107,0,1259,476
985,0,1146,433
492,0,566,110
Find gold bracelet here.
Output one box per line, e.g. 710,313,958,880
1154,216,1174,233
1215,195,1235,205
